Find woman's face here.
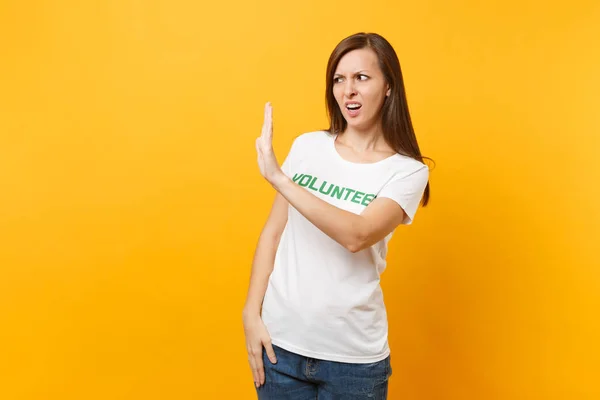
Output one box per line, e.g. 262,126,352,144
332,48,390,132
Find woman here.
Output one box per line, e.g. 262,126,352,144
243,32,431,399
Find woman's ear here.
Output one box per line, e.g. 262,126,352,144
386,86,391,97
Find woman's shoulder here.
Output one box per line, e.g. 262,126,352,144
286,130,332,154
385,153,429,178
291,129,332,145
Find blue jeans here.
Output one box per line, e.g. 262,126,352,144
256,344,392,399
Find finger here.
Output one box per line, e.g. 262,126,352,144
266,103,273,141
258,136,266,152
255,351,265,386
264,339,277,364
262,102,269,139
248,353,259,387
264,101,269,122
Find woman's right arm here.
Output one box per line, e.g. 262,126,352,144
242,192,289,388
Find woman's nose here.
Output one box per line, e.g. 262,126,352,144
344,81,356,97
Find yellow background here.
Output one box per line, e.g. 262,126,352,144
1,0,599,399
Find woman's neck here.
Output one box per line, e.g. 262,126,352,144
339,124,389,152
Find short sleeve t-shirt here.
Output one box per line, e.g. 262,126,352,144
261,130,429,363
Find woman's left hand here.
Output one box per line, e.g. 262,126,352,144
256,102,285,187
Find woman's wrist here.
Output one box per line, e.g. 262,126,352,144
242,304,261,321
270,171,292,192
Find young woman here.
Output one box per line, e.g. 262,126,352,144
243,32,431,399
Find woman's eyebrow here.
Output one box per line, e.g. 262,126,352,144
334,70,369,76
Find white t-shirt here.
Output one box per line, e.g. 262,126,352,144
261,130,429,363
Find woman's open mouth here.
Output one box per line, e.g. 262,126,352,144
345,102,362,117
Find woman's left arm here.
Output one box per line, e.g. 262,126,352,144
255,102,405,253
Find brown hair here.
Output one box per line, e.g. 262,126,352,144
325,32,431,206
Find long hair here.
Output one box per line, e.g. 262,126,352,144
325,32,431,206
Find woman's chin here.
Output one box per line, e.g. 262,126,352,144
345,118,372,131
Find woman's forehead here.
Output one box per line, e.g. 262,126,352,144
335,49,379,72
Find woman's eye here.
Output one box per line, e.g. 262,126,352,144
358,74,368,81
334,77,343,83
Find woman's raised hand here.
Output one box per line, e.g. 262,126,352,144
256,102,285,186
